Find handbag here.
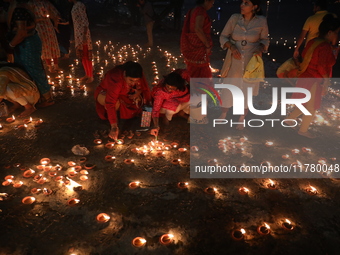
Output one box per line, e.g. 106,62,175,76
141,105,152,127
243,54,265,83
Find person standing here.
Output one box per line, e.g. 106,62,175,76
218,0,269,130
138,0,154,47
293,0,330,59
28,0,61,73
180,0,215,78
69,0,93,83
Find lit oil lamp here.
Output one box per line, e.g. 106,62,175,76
80,175,88,181
84,163,95,170
124,159,134,165
6,115,15,123
31,188,41,194
68,161,76,167
74,166,82,172
156,151,165,157
171,159,181,165
177,182,189,189
105,155,116,162
13,181,23,188
34,119,43,127
306,185,318,195
4,175,14,180
53,164,62,171
54,176,64,182
80,170,88,175
2,179,13,186
208,159,218,166
170,142,178,148
116,139,124,145
13,163,21,168
94,139,102,145
191,146,199,152
257,223,271,235
23,169,35,178
68,170,77,178
330,157,337,161
22,196,36,204
96,213,110,222
129,181,140,189
204,187,217,195
49,171,57,177
282,219,294,231
68,198,80,206
282,154,290,159
302,147,311,153
105,142,115,149
132,237,146,247
231,228,246,241
37,177,47,185
265,141,274,147
178,148,187,152
267,179,277,189
43,188,52,195
239,136,248,143
291,149,300,155
238,187,249,195
40,158,50,165
159,234,174,245
23,117,33,124
318,158,327,164
33,174,43,182
43,165,52,172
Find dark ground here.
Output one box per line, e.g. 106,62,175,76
1,1,340,254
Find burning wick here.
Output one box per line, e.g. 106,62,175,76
302,147,312,153
177,182,189,189
204,187,217,195
128,181,140,189
116,139,124,145
132,237,147,247
4,175,14,180
6,115,15,123
68,161,77,167
124,159,134,165
159,234,174,245
31,188,41,194
238,187,249,195
43,188,52,195
257,223,271,235
282,219,294,231
80,175,88,181
34,119,43,127
282,154,290,159
22,196,36,204
94,139,102,145
68,198,80,206
306,185,318,195
96,213,110,222
231,228,246,241
23,117,33,124
105,155,116,162
178,148,187,152
23,169,35,178
267,179,277,189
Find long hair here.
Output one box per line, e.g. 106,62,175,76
163,71,186,92
249,0,263,15
319,14,340,38
122,61,143,78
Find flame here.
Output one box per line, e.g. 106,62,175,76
269,179,275,185
213,188,218,192
29,117,32,122
140,238,146,244
309,186,317,192
185,182,189,186
243,187,249,192
240,229,246,234
12,115,15,120
285,219,291,224
65,177,82,190
264,223,270,229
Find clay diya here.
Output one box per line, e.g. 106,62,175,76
43,188,53,195
265,141,274,147
105,142,115,149
178,148,187,152
159,234,174,245
171,159,181,165
68,171,77,178
177,182,189,189
128,181,140,189
67,198,80,206
37,177,47,185
6,115,15,123
74,166,82,172
40,158,50,165
84,163,95,170
22,196,36,204
80,170,88,175
31,188,41,194
291,149,300,155
4,175,14,180
13,181,23,188
124,159,134,165
132,237,146,247
204,187,217,195
54,176,64,182
34,119,43,127
282,154,290,159
17,124,27,130
2,179,13,186
282,219,294,231
238,187,249,195
68,161,77,167
156,152,165,157
305,185,318,195
79,157,87,163
267,179,277,189
105,155,116,162
257,223,271,235
94,139,102,145
302,147,312,153
79,175,88,181
49,171,57,177
231,229,246,241
96,213,110,222
170,142,178,148
191,146,199,152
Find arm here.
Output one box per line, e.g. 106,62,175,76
293,30,308,58
150,90,164,136
254,17,270,56
9,20,28,47
195,14,211,54
219,14,241,60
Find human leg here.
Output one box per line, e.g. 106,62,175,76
146,21,154,47
81,45,93,83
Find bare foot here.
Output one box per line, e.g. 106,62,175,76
298,131,316,139
86,77,94,83
36,100,55,108
18,106,36,117
7,102,21,114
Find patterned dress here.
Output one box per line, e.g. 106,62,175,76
28,0,60,60
71,1,92,51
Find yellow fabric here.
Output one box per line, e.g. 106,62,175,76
303,11,329,45
0,66,38,99
243,55,265,83
276,58,299,78
287,83,317,133
297,38,326,76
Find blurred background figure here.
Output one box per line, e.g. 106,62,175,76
138,0,155,47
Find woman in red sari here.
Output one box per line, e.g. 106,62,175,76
287,14,340,138
94,61,151,140
180,0,214,78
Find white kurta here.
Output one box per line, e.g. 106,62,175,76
219,14,269,108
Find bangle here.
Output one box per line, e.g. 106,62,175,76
9,43,15,48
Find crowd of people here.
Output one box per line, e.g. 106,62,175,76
0,0,339,139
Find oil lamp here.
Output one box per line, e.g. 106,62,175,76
159,234,174,245
204,187,217,195
177,182,189,189
231,228,246,241
267,179,277,189
282,219,294,231
306,185,318,195
68,198,80,206
257,223,271,235
96,213,110,222
128,181,140,189
132,237,146,247
22,196,35,204
238,187,249,195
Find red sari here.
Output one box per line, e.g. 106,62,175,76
180,6,212,78
94,66,151,124
292,38,336,109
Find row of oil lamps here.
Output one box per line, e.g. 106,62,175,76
0,116,43,131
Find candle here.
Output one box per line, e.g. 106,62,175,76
6,115,15,123
238,187,249,195
177,182,189,189
282,219,294,231
22,196,36,204
13,181,23,188
96,213,110,222
231,228,246,241
105,155,116,162
128,181,140,189
204,187,217,195
132,237,146,247
40,158,50,165
306,185,318,195
68,198,80,206
257,223,271,235
159,234,174,245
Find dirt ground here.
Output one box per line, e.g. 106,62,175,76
1,3,340,254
